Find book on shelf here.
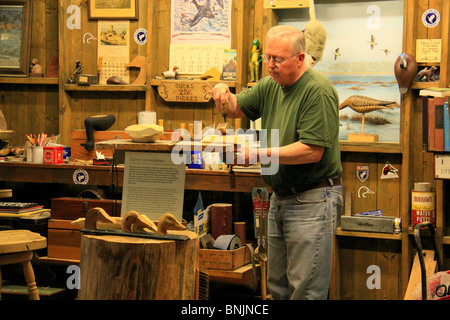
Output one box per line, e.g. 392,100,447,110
419,87,450,98
428,97,436,151
424,96,450,152
444,101,450,151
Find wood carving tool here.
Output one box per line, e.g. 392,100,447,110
221,102,228,123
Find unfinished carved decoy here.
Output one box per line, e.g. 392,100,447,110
84,207,117,230
122,210,158,233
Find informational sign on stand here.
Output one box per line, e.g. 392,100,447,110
121,152,185,221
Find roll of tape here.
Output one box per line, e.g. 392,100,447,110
213,234,242,250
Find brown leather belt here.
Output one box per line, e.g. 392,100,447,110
273,177,342,196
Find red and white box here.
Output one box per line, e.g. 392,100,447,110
43,145,63,164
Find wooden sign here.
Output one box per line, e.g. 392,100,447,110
157,81,212,103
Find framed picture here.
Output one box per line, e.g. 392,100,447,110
88,0,138,20
0,0,31,77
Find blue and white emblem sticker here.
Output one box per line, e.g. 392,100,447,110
73,169,89,185
422,9,440,28
134,28,147,45
356,165,369,183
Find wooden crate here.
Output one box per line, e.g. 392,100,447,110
199,246,250,270
71,130,129,161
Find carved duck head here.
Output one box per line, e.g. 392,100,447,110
85,207,117,230
157,213,186,235
122,211,158,233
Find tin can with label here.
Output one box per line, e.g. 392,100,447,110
411,182,435,227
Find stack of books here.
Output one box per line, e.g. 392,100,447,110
0,202,46,217
419,87,450,152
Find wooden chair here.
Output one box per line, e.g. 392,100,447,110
0,230,47,300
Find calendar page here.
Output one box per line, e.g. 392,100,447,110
98,21,130,84
169,44,226,75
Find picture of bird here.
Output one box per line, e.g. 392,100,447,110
339,95,395,134
332,48,341,60
367,34,377,50
380,48,390,55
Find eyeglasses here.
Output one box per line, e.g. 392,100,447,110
261,53,299,67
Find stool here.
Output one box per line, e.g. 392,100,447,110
0,230,47,300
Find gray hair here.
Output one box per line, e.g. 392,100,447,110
266,25,305,54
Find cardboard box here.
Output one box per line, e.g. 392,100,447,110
199,246,250,270
71,130,129,161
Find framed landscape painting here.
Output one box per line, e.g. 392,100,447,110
0,0,31,77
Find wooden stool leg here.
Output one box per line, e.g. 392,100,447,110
22,260,39,300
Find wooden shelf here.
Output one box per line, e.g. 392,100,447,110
0,77,58,85
336,227,402,240
149,78,236,88
339,141,402,153
411,82,440,90
63,84,147,92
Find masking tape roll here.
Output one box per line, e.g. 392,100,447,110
213,234,242,250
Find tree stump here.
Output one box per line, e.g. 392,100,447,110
78,231,198,300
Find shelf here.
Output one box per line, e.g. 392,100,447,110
336,227,402,240
63,84,147,92
0,77,58,85
339,141,402,153
149,78,236,88
411,82,439,90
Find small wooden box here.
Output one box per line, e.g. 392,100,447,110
71,130,129,161
199,246,250,270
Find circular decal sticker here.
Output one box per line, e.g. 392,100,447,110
73,169,89,185
134,28,147,45
422,9,440,28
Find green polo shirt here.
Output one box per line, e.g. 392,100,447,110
236,68,342,189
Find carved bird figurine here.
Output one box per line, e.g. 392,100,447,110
121,211,186,235
162,66,179,79
83,207,118,230
339,95,395,134
122,210,158,233
394,53,418,94
157,213,186,235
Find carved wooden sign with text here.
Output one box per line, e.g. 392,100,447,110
157,81,212,103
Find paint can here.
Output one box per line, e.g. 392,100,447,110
411,182,435,226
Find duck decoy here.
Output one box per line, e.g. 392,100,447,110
162,66,180,79
394,53,417,94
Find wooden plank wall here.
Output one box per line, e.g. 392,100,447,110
58,0,148,145
0,0,59,146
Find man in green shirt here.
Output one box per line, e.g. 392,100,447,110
211,25,343,300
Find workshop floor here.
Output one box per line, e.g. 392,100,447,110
1,264,259,300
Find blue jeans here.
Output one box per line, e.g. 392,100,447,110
267,185,343,300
